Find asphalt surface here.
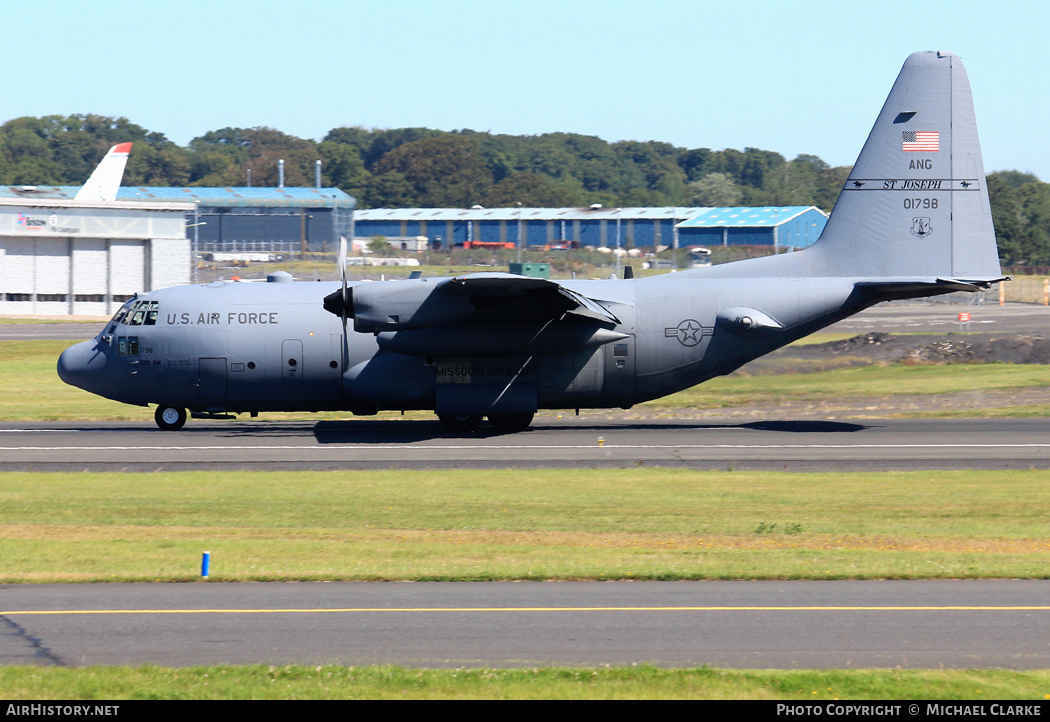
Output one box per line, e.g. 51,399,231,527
825,301,1049,335
3,580,1048,668
2,417,1050,471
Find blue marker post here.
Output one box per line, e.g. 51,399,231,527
201,551,210,580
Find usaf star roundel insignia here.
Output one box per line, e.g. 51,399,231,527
665,319,711,347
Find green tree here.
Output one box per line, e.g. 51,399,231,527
318,140,370,199
484,172,584,207
688,172,743,206
363,171,416,208
373,135,493,207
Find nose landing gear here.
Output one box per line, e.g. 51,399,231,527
155,405,187,431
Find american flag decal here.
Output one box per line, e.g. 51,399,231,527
902,131,939,152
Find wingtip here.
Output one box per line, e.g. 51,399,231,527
112,142,132,155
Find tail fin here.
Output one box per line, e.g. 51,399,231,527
74,142,132,203
810,52,1001,282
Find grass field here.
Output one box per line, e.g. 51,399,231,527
2,665,1048,700
1,469,1047,582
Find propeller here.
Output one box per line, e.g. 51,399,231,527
321,236,352,371
322,236,352,318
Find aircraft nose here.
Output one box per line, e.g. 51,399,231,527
57,340,109,397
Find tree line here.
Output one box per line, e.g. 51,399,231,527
1,113,1047,265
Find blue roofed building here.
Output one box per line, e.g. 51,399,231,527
0,185,355,255
354,205,828,251
676,206,827,250
354,207,710,250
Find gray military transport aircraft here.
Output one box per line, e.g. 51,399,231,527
58,51,1004,432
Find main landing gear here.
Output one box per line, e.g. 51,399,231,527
437,413,534,433
154,405,187,431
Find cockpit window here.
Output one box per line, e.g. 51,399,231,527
120,300,158,326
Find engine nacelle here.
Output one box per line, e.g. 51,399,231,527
352,280,475,333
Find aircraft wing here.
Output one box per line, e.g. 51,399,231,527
340,272,625,357
437,273,620,326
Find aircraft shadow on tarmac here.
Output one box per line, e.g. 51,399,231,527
59,418,871,443
296,418,872,444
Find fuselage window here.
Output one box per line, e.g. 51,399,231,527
128,336,139,355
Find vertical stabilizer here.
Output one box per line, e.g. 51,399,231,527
810,52,1000,281
74,142,132,203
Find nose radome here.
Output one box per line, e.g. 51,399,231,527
57,340,109,397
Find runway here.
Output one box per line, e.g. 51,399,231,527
3,580,1047,668
2,417,1049,471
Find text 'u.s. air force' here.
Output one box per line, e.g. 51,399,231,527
166,312,279,325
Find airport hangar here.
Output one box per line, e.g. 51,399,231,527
353,205,828,251
0,185,355,317
0,193,192,317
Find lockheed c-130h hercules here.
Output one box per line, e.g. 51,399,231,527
58,52,1005,432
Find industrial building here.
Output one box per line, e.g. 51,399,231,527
0,186,355,256
676,206,828,250
354,205,828,250
0,196,191,316
117,187,355,255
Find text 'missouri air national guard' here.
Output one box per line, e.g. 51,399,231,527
58,52,1005,432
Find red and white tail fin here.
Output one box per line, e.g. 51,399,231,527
74,142,132,202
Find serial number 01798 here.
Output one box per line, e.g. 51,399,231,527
904,198,938,209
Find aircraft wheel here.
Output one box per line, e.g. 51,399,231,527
438,414,483,432
488,413,534,432
155,405,187,431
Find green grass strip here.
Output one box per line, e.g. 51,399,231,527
1,665,1048,700
1,469,1048,582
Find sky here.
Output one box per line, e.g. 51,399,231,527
6,0,1049,179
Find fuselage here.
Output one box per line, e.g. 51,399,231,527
57,266,870,419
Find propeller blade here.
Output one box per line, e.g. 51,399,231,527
338,235,348,309
339,236,349,373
